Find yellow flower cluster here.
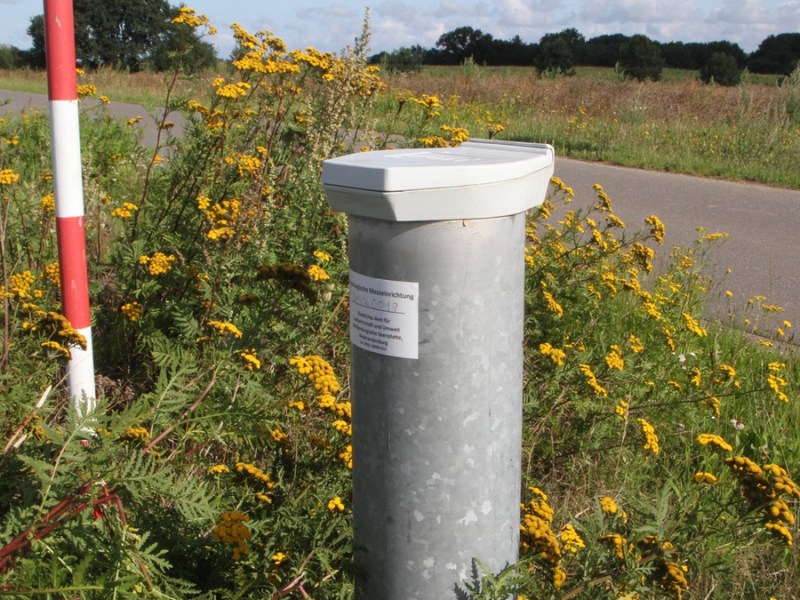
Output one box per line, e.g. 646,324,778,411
519,486,577,589
271,428,287,444
139,252,176,276
559,524,585,553
235,461,275,504
327,496,345,512
200,197,240,241
171,5,216,34
40,192,55,213
645,215,666,244
579,364,608,397
636,418,660,456
615,400,628,418
5,270,36,299
240,348,261,371
542,290,564,318
604,344,625,371
235,153,261,177
440,124,470,144
120,426,150,442
290,355,351,458
724,456,800,546
212,511,251,560
43,262,60,287
627,334,644,353
208,464,230,475
767,362,789,402
0,168,20,186
230,25,298,75
692,471,718,484
599,496,622,518
111,202,139,219
215,80,251,99
682,312,707,337
290,47,332,70
410,94,442,117
695,433,733,452
21,304,87,350
599,532,627,559
307,264,330,282
120,301,143,321
289,355,341,396
659,561,689,599
40,340,71,359
539,342,566,367
628,242,655,273
339,444,353,469
207,320,243,339
76,84,97,98
418,135,449,148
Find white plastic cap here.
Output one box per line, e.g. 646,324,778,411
322,139,555,222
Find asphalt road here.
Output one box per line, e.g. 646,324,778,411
0,89,173,147
555,159,800,337
3,89,798,337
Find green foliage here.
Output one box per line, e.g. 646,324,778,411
535,34,576,76
374,46,425,73
26,0,217,73
619,34,666,81
700,52,742,86
748,33,800,75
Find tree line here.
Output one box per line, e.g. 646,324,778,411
0,0,215,73
371,27,800,84
0,2,797,85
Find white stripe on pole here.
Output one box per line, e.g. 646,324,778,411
49,101,85,219
44,0,96,416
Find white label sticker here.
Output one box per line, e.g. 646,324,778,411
349,270,419,359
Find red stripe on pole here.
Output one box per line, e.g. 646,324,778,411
56,216,91,329
44,0,78,101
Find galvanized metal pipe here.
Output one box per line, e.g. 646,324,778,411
348,214,525,598
322,140,554,598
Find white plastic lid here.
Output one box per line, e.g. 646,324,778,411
322,139,555,222
323,139,552,192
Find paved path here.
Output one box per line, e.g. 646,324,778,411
2,89,798,337
555,159,800,338
0,89,175,147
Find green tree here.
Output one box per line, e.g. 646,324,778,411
435,26,493,65
23,15,46,69
0,44,22,69
27,0,216,72
748,33,800,75
700,52,742,86
149,6,216,73
535,29,585,75
374,46,426,73
535,34,575,75
618,34,665,81
584,34,631,67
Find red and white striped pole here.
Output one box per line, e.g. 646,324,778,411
44,0,96,417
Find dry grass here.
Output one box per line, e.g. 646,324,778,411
377,65,800,188
381,66,783,128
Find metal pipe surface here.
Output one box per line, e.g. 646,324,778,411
348,214,525,599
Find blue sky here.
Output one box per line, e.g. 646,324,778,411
2,0,798,57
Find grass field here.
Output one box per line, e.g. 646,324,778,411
2,63,798,188
374,64,800,189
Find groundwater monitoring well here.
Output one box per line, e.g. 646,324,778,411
322,139,554,599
